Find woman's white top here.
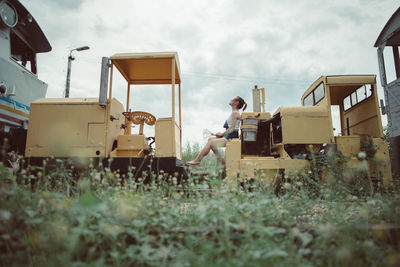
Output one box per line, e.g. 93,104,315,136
226,113,240,130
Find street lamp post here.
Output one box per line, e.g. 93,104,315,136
65,46,90,98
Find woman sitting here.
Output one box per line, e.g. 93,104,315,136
186,96,247,166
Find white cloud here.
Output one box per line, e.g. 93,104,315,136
20,0,398,144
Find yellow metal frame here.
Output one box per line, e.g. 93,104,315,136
108,52,182,158
24,52,183,161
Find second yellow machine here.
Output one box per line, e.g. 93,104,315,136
225,75,392,188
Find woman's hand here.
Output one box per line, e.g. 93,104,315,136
215,132,224,138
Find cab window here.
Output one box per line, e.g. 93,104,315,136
314,83,325,103
303,82,325,106
303,93,313,106
343,85,373,111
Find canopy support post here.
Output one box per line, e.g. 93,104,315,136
126,83,131,112
171,57,176,156
108,63,114,99
179,83,182,151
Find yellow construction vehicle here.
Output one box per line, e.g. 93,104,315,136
225,75,392,187
25,52,185,178
24,50,392,186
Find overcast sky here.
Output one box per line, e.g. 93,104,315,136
20,0,399,145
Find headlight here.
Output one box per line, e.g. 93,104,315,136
0,1,18,28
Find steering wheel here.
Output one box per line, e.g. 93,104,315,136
122,111,156,135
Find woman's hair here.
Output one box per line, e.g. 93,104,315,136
236,96,247,111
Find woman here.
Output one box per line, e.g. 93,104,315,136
186,96,247,166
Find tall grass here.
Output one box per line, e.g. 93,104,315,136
0,142,399,266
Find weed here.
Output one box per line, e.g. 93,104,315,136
0,142,399,266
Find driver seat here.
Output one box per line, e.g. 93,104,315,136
110,111,156,158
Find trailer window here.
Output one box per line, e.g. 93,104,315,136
10,31,37,74
303,82,325,106
343,85,373,111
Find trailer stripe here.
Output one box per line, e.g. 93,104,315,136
0,96,31,111
0,113,24,124
0,103,29,118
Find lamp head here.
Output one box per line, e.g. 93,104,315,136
75,46,90,51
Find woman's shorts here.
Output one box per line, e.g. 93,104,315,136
224,130,239,140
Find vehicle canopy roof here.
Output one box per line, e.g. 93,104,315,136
301,75,376,104
11,0,51,53
374,7,400,47
110,52,181,85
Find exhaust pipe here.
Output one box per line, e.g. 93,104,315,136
99,57,110,107
252,85,266,112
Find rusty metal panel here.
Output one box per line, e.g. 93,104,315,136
385,79,400,137
377,47,387,86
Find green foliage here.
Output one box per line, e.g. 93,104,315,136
181,141,201,163
181,141,219,167
0,156,399,266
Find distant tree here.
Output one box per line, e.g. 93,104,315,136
182,141,201,162
384,126,392,158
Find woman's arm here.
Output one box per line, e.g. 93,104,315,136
216,111,240,138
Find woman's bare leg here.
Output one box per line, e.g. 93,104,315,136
189,140,215,163
187,138,227,164
210,138,227,158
